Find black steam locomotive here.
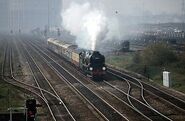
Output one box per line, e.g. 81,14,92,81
79,51,106,80
47,38,106,81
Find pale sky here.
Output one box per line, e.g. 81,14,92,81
63,0,182,16
141,0,181,15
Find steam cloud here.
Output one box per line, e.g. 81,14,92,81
61,2,123,50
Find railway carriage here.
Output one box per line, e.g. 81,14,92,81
47,38,106,81
47,38,77,60
71,48,83,66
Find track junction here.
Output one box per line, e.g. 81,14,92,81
1,35,185,121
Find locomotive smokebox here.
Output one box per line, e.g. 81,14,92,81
90,51,105,65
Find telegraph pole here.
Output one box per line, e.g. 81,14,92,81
182,0,185,23
48,0,50,35
18,0,21,33
142,0,145,23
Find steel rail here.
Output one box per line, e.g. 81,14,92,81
106,70,172,120
21,41,76,121
27,40,130,121
19,41,57,121
108,67,185,112
1,44,53,121
30,39,172,121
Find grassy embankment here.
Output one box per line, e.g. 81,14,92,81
0,51,26,112
106,52,185,94
0,82,26,112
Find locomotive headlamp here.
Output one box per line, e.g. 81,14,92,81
89,67,93,71
102,67,106,70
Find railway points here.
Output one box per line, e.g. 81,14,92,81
1,35,185,121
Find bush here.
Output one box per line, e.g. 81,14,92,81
172,52,185,74
140,42,177,66
132,52,141,64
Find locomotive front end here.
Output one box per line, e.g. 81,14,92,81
89,51,106,80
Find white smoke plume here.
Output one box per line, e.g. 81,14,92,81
61,1,123,50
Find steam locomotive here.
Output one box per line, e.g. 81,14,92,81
47,38,106,81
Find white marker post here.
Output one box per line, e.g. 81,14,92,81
163,71,171,87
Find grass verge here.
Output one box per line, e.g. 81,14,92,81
0,80,26,112
106,52,185,93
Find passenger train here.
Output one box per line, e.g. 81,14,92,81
47,38,106,81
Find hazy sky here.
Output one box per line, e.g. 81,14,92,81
63,0,182,16
0,0,183,32
141,0,181,15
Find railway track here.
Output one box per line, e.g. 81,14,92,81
105,68,185,120
1,38,76,121
2,38,60,119
22,37,185,120
23,39,130,121
19,41,76,121
27,40,148,121
19,42,104,120
1,41,54,120
45,38,185,119
1,35,185,121
107,67,185,112
26,39,176,121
